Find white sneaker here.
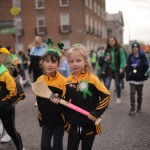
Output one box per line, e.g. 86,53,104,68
0,132,12,143
34,102,38,107
116,98,121,104
22,147,26,150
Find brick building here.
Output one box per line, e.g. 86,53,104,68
0,0,107,53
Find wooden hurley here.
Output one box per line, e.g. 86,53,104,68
32,81,101,125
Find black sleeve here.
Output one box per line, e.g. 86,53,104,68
125,56,131,81
98,56,105,67
0,96,16,113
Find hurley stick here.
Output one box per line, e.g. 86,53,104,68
32,81,101,125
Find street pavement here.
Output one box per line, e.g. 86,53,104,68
0,79,150,150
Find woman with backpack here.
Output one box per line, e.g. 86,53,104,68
103,36,125,104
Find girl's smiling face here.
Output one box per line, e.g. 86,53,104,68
43,56,59,76
68,51,87,76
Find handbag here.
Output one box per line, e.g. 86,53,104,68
14,75,26,104
100,61,110,78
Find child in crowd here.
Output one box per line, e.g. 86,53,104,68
36,39,66,150
57,50,70,78
51,44,110,150
125,41,149,115
0,53,25,150
0,47,19,143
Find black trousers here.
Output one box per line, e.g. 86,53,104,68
130,83,143,108
0,107,23,150
67,126,95,150
41,124,64,150
33,69,43,82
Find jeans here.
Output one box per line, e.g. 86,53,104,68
105,71,121,98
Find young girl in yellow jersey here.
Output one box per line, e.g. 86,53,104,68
0,53,25,150
64,44,110,150
36,39,66,150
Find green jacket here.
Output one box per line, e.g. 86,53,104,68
108,48,125,71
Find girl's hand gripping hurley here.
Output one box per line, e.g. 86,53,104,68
32,81,101,125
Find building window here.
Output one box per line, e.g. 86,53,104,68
107,29,112,37
85,0,88,7
85,14,90,33
89,0,92,10
90,17,93,34
94,1,97,13
98,22,101,36
61,39,70,49
101,8,105,19
36,16,46,34
12,0,21,8
59,0,69,7
97,5,100,16
60,13,70,33
35,0,44,9
94,20,97,35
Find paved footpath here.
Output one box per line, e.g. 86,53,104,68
0,79,150,150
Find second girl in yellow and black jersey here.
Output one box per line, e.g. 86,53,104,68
35,39,66,150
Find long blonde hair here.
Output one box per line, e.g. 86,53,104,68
68,45,93,74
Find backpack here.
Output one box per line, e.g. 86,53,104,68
14,75,26,104
98,56,111,78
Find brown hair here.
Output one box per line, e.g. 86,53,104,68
40,51,61,72
105,36,122,53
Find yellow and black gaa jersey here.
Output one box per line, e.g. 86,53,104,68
0,69,17,113
36,71,66,127
65,72,110,129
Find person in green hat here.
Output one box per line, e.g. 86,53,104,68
125,41,149,115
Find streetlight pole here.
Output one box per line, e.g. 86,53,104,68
14,16,19,52
10,7,20,53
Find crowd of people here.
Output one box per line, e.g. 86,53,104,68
0,35,149,150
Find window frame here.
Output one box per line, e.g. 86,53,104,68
59,0,69,7
60,13,70,33
36,16,46,34
35,0,45,9
12,0,21,9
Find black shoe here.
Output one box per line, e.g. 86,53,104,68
129,108,135,115
137,108,142,113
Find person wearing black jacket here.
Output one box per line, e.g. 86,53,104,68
29,36,46,106
0,54,25,150
125,41,149,115
36,46,66,150
29,36,46,82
